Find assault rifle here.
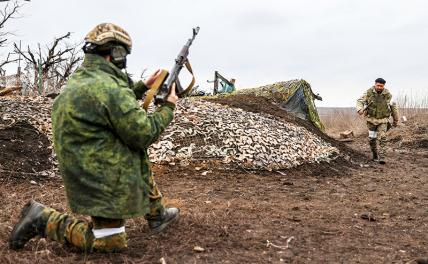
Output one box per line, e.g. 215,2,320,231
143,27,200,110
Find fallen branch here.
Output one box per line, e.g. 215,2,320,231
0,85,20,96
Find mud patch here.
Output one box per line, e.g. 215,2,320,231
0,121,52,175
401,138,428,149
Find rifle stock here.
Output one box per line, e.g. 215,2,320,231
147,27,199,108
142,69,169,110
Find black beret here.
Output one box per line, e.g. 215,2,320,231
375,78,386,84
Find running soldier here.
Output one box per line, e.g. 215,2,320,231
357,78,399,164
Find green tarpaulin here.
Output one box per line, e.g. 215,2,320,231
239,79,325,131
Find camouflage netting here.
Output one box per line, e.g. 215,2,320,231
238,79,325,131
147,99,338,170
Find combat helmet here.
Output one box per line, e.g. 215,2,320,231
84,23,132,53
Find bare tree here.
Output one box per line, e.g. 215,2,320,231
52,41,82,89
0,52,18,75
0,1,21,47
13,32,83,94
0,1,21,75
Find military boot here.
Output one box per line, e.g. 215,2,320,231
372,151,379,162
147,208,180,233
9,200,50,250
369,138,379,162
378,156,386,164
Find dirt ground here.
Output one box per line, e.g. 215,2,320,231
0,121,52,175
0,97,427,263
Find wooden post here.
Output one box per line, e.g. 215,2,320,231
213,71,219,95
37,59,42,95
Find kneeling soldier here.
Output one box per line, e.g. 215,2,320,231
357,78,399,164
9,23,179,253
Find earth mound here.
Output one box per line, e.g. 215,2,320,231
0,97,54,178
388,114,428,150
0,121,52,176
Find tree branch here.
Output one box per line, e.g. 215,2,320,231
13,33,83,93
0,1,22,47
0,52,19,69
13,42,37,66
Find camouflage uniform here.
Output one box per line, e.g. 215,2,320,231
37,207,127,252
8,23,178,253
46,52,175,252
356,86,399,161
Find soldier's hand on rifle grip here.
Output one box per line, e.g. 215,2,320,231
357,110,364,116
144,69,162,87
166,83,178,105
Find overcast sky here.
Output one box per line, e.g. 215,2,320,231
3,0,428,106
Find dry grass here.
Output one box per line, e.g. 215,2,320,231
319,108,366,138
395,92,428,119
319,92,428,138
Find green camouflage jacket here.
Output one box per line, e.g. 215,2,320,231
52,54,175,219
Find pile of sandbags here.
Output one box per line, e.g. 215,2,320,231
148,99,338,170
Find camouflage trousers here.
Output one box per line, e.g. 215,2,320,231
40,182,164,253
367,122,388,159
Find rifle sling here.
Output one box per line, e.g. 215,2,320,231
178,60,196,96
142,69,169,111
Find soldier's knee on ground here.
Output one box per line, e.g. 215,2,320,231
91,216,127,253
45,212,127,253
45,210,93,251
92,232,127,253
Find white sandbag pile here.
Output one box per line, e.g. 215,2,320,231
148,99,338,170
